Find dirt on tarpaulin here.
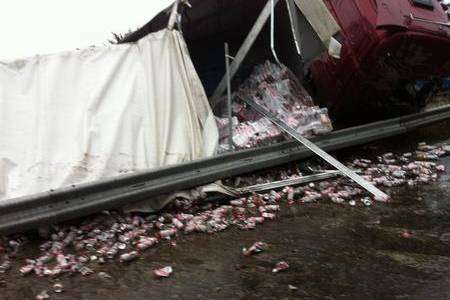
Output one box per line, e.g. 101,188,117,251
0,122,450,300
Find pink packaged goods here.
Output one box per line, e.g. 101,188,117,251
217,61,333,151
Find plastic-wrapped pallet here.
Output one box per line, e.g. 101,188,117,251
218,61,333,150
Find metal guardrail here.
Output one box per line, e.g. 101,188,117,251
1,105,449,234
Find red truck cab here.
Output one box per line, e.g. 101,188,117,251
310,0,450,119
121,0,450,122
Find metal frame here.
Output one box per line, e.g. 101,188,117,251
212,0,280,99
270,0,282,65
239,95,388,200
224,43,234,151
239,171,341,194
286,0,302,56
1,105,449,234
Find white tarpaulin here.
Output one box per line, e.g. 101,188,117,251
0,29,218,201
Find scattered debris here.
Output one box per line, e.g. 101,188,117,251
272,261,290,273
288,284,299,291
153,266,173,278
365,218,381,226
361,198,373,207
0,259,11,273
439,233,450,243
436,165,446,172
20,264,34,276
80,266,94,276
401,231,415,239
158,228,177,239
53,283,64,293
35,290,50,300
0,142,447,284
120,251,139,263
242,241,268,257
137,237,159,251
98,272,112,279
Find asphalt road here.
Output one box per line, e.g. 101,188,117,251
1,124,449,300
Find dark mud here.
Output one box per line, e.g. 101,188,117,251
1,124,449,300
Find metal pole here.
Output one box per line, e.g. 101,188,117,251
240,171,341,194
239,95,390,201
212,0,280,100
285,0,301,56
225,43,234,152
271,0,281,65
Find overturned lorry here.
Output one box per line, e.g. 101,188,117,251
1,0,450,233
0,0,343,204
121,0,450,120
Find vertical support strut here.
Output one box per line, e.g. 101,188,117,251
270,0,281,65
285,0,302,55
224,43,234,152
212,0,280,100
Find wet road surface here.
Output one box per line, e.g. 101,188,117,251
1,124,449,300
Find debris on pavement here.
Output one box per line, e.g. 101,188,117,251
361,197,373,207
0,259,11,273
35,290,50,300
137,237,159,251
440,233,450,243
120,251,139,263
272,261,290,273
288,284,299,291
153,266,173,278
20,264,34,276
53,282,64,293
80,266,94,277
0,142,447,284
401,231,415,239
242,241,268,257
98,272,112,279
